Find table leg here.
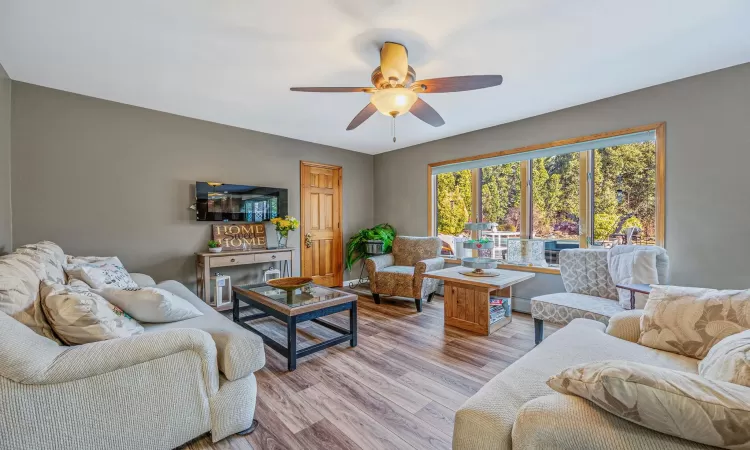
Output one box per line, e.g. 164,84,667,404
195,259,201,297
287,316,297,371
350,302,358,347
202,260,211,304
232,291,239,323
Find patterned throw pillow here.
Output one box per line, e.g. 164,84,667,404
700,330,750,387
64,256,139,289
548,360,750,449
639,285,750,359
96,286,203,323
41,281,144,345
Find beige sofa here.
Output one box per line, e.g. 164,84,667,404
0,242,265,450
453,312,714,449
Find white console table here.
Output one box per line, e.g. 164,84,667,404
195,247,296,308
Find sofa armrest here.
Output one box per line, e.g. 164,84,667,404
414,257,445,277
513,393,707,449
365,253,395,273
365,253,395,293
130,272,156,287
1,308,218,392
605,310,643,343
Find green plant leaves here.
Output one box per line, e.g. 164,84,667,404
345,223,397,270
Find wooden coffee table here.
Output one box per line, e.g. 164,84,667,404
232,283,357,371
423,266,534,335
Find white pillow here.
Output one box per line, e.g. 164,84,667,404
65,256,139,289
96,287,203,323
41,281,144,345
700,330,750,387
548,360,750,449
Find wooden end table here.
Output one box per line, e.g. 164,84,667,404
232,283,357,371
423,266,535,335
615,283,652,310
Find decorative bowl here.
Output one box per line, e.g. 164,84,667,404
267,277,313,292
208,247,223,253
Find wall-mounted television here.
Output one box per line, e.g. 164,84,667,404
195,182,288,222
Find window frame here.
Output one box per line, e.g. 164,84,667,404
427,123,666,273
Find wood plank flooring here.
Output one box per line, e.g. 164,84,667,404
180,292,558,450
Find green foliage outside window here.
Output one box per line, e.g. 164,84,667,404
435,141,656,243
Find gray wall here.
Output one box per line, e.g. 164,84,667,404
0,63,11,254
10,82,374,287
376,63,750,290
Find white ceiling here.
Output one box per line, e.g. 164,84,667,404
1,1,750,155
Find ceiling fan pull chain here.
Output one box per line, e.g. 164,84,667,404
392,116,397,143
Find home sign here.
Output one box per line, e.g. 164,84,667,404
212,224,267,250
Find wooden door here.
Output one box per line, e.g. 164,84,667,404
300,161,343,287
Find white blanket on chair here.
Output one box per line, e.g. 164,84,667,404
607,245,666,309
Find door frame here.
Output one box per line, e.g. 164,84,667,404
300,161,344,287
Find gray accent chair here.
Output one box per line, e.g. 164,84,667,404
530,248,623,344
530,247,669,344
365,236,444,312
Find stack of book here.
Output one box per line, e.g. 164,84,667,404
489,296,512,323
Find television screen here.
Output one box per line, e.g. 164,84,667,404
195,182,288,222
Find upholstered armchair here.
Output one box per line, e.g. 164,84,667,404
365,236,444,312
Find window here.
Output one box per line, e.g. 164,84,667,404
428,124,665,271
591,141,657,247
435,170,472,258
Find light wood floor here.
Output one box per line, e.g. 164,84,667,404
181,292,558,450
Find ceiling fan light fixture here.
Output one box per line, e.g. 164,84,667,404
370,88,418,117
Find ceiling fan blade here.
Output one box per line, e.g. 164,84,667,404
413,75,503,93
380,42,408,84
290,87,375,93
347,103,377,130
410,98,445,127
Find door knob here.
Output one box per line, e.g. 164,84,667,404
305,233,313,248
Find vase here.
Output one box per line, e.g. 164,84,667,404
276,231,288,248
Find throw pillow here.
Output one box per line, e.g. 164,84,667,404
96,286,203,323
639,285,750,359
548,360,750,449
64,256,139,289
41,281,144,345
700,330,750,387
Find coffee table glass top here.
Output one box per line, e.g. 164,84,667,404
235,283,350,309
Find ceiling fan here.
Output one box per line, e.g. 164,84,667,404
290,42,503,141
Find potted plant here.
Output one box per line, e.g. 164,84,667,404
345,223,397,270
207,240,222,253
270,215,299,248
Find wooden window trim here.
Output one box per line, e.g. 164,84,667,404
427,122,666,258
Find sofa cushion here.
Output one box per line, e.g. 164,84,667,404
41,281,144,345
513,393,712,450
700,330,750,387
639,285,750,359
142,280,265,380
392,236,441,267
559,248,618,300
15,247,66,284
0,253,60,342
65,256,139,289
531,292,624,325
21,241,66,267
548,360,750,449
96,286,203,323
452,319,698,450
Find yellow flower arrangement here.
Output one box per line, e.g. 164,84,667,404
271,215,299,237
